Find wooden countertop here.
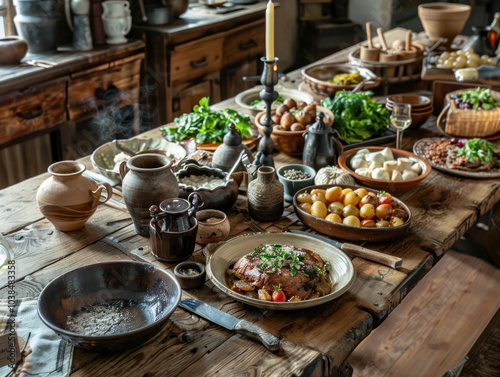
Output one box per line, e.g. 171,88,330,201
0,28,498,377
0,40,145,96
131,1,268,44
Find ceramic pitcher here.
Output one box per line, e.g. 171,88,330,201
247,166,284,222
149,193,203,262
102,0,130,18
102,0,131,44
120,153,179,237
36,161,112,231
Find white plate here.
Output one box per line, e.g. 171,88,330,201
206,232,355,310
235,86,315,114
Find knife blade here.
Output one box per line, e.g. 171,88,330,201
83,170,120,187
179,299,281,352
288,229,402,269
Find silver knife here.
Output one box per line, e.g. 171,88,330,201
179,299,281,352
288,229,403,269
83,170,120,187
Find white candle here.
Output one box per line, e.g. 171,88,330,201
265,0,274,61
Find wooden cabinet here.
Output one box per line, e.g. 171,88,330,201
133,4,267,125
0,78,67,145
0,41,145,188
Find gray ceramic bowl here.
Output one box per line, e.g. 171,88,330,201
91,138,187,184
37,261,181,352
277,164,316,202
174,261,206,289
176,164,239,212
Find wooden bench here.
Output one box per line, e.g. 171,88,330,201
348,249,500,377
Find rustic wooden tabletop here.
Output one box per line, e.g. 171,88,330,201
0,28,499,377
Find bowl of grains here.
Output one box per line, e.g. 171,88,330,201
277,164,316,202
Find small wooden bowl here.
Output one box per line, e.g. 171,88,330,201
337,147,431,193
293,184,412,242
254,106,334,156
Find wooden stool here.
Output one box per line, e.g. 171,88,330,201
348,249,500,377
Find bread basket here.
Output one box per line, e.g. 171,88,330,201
437,89,500,137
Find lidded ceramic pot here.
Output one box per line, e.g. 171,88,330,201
36,161,112,231
120,153,179,236
149,194,202,262
247,166,284,222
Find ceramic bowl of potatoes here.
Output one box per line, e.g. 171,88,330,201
337,146,431,193
255,101,334,156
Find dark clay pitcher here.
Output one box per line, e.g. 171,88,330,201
149,193,203,262
302,112,343,170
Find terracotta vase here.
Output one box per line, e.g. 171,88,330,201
0,37,28,65
120,153,179,237
36,161,112,231
247,166,284,222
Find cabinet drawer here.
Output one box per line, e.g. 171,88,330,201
67,53,143,121
223,19,265,67
170,35,224,85
0,79,67,145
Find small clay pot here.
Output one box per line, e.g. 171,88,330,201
174,261,206,289
0,36,28,65
195,209,230,245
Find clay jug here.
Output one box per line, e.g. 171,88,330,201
247,166,284,222
120,153,179,236
36,161,112,231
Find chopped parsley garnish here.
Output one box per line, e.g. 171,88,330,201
245,244,325,278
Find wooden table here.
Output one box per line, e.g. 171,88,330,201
0,28,499,377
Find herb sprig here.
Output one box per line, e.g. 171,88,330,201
160,97,252,144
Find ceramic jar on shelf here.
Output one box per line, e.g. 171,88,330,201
101,0,132,44
14,0,62,52
36,161,112,231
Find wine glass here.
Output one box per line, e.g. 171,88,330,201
390,103,412,149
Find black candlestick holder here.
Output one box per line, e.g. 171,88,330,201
254,57,279,168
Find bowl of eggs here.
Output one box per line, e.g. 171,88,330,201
337,146,432,193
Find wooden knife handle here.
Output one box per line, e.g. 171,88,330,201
235,320,281,352
341,243,403,269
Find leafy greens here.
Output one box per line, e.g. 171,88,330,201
321,91,390,144
160,97,252,144
456,138,500,163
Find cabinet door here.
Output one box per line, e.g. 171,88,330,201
221,59,260,99
170,72,221,121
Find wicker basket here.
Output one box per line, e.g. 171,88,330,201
437,89,500,137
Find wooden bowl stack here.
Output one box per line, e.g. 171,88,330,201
386,94,433,130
